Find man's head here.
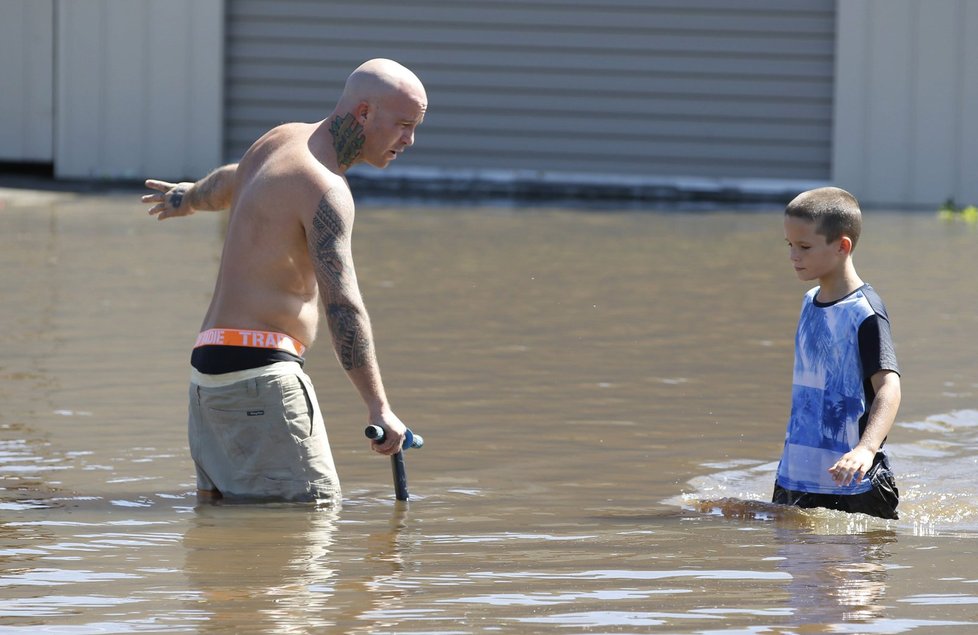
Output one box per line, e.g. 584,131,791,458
332,59,427,169
783,187,862,282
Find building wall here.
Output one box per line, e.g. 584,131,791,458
4,1,976,207
833,0,978,207
0,0,54,162
55,0,224,180
225,0,836,183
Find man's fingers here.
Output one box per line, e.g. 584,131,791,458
371,436,403,456
144,179,172,192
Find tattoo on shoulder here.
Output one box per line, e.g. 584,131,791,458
311,196,347,285
329,114,365,167
327,303,370,370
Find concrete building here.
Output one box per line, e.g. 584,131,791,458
1,0,975,207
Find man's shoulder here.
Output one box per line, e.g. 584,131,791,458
276,144,353,212
297,163,354,216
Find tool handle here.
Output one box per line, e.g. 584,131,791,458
364,425,424,450
364,425,423,502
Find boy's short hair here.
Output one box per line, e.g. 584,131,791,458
785,186,862,248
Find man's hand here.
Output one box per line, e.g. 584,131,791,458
828,446,875,487
368,409,408,456
143,179,195,220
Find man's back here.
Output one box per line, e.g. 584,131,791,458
201,122,345,348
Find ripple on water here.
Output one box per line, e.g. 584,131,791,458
672,409,978,535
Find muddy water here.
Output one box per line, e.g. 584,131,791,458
2,190,978,633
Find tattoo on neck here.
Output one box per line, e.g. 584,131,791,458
330,114,365,167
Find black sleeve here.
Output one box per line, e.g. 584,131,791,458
858,314,900,379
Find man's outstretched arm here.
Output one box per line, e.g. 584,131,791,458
142,164,238,220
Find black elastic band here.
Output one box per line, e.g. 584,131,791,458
191,345,305,374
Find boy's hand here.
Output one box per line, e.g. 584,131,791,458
828,446,875,486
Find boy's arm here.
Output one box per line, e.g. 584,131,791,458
143,163,238,220
828,369,902,486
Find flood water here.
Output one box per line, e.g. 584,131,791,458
2,188,978,633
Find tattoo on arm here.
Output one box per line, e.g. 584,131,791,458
191,164,237,210
312,197,370,370
327,303,370,370
311,196,346,285
329,113,365,167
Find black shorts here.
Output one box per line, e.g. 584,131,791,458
772,452,899,520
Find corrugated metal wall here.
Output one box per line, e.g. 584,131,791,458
234,0,836,182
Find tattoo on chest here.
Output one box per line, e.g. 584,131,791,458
327,303,369,370
329,114,365,167
311,197,346,285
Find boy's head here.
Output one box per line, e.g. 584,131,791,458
784,186,862,249
783,187,863,283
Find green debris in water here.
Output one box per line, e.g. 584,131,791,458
938,198,978,223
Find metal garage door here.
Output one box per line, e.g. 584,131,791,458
225,0,834,183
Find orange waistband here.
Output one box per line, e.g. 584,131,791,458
194,328,306,357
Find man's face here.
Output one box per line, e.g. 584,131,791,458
783,215,845,282
360,92,426,169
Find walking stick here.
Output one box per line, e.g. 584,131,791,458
364,425,424,502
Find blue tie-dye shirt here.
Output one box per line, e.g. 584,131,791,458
775,284,899,495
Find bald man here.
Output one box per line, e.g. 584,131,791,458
142,59,427,503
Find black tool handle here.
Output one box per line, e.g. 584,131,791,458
364,425,423,501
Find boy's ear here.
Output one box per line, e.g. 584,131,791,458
839,235,853,255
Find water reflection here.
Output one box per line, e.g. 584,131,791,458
772,528,895,628
181,503,418,633
182,504,340,631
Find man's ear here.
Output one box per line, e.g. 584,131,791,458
355,101,370,124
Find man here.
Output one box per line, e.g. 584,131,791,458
142,59,427,503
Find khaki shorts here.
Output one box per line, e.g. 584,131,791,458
188,362,340,503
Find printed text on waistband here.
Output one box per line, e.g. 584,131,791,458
194,328,306,356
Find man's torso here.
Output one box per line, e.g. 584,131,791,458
200,123,347,348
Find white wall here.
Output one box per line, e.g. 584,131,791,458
833,0,978,208
0,0,54,162
55,0,224,180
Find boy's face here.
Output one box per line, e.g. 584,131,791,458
783,215,847,282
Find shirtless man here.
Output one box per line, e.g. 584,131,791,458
142,59,427,503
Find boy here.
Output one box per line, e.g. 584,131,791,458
773,187,901,519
